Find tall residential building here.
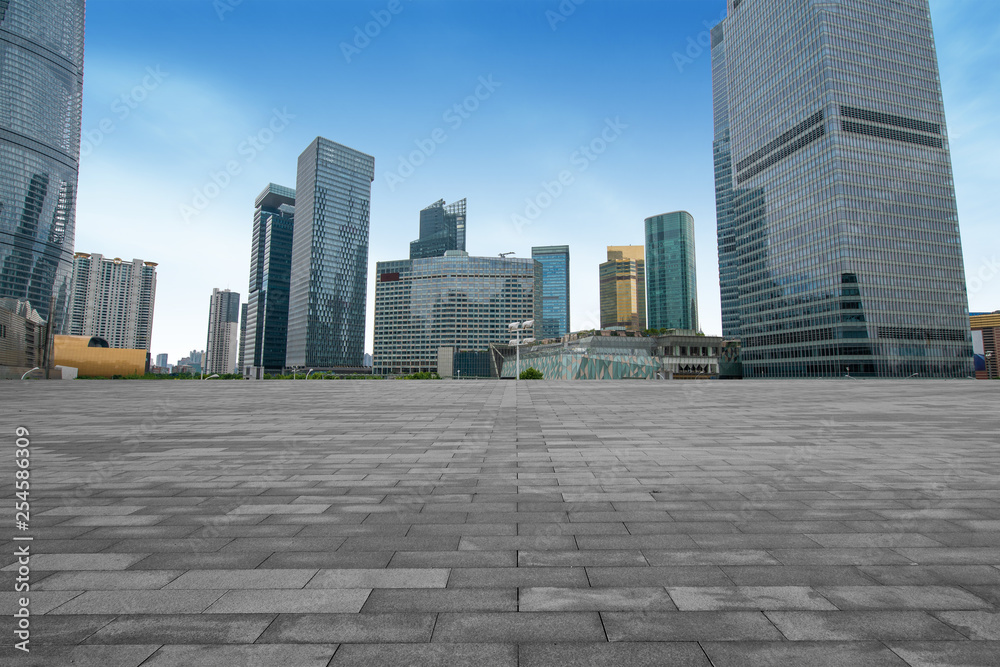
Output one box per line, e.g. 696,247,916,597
69,253,157,350
244,183,295,373
712,0,972,378
645,211,698,331
599,246,645,331
237,303,247,374
409,198,467,259
374,252,541,376
155,353,168,368
205,288,240,375
532,245,570,339
286,138,374,369
0,0,86,332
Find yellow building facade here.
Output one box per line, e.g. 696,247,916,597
600,246,646,331
53,335,147,377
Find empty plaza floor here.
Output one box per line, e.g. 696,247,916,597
2,379,999,666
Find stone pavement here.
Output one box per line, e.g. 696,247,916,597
1,379,999,666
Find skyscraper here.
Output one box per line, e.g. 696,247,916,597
645,211,698,331
286,138,374,369
374,252,541,376
205,288,240,375
244,183,295,373
532,245,570,339
155,353,168,368
0,0,86,332
409,198,467,259
712,0,972,378
69,253,157,351
599,246,645,331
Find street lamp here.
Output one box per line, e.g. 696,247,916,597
986,351,994,379
508,320,535,378
305,369,315,380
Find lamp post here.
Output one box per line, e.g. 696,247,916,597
987,350,994,379
508,320,535,379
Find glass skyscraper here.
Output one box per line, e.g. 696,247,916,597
0,0,86,333
599,246,645,332
712,0,972,378
286,138,374,369
373,253,541,376
645,211,698,331
410,198,467,259
532,245,570,339
244,183,295,373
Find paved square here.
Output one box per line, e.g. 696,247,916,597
2,379,999,665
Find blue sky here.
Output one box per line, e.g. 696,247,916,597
76,0,1000,364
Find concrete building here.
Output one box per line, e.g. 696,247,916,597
410,199,467,259
155,353,168,368
205,288,240,375
244,183,295,375
645,211,698,332
286,138,374,369
971,311,999,379
532,245,570,339
374,251,541,376
0,0,86,333
712,0,972,377
499,329,724,380
0,297,47,378
600,246,645,332
69,253,157,351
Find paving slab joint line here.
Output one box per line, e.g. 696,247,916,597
762,609,795,641
133,643,167,667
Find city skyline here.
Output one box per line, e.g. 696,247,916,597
73,1,999,363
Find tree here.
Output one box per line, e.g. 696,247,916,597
519,367,543,380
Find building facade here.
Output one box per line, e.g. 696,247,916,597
599,245,645,332
712,0,972,378
244,183,295,373
645,211,698,331
155,353,168,368
205,288,240,375
373,252,541,376
0,297,47,378
532,245,570,339
410,198,467,259
286,138,374,369
0,0,86,333
69,253,157,351
971,311,999,380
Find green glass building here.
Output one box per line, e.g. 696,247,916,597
645,211,698,331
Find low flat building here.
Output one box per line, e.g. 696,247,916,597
499,329,724,380
971,311,999,379
53,335,147,377
0,297,47,379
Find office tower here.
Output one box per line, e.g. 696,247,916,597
599,246,645,331
205,288,240,375
409,198,467,259
712,0,972,378
0,0,86,332
237,303,247,374
645,211,698,331
374,252,541,375
69,253,157,350
532,246,570,339
244,184,295,373
155,353,168,368
286,138,374,368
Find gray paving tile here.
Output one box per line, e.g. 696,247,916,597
141,644,339,667
165,568,317,589
520,586,676,611
48,590,225,614
602,610,783,641
585,566,732,587
446,567,589,588
886,641,1000,666
667,586,837,611
0,644,160,667
0,590,84,614
934,610,1000,640
388,551,516,568
2,553,148,571
701,641,908,666
858,565,1000,586
816,585,992,610
258,613,436,643
34,570,183,590
765,611,967,640
205,589,371,613
331,643,516,667
519,642,711,667
722,565,877,586
432,612,606,642
307,568,449,588
83,614,275,644
362,588,516,612
261,551,395,569
0,614,115,645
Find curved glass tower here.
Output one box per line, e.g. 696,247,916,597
0,0,86,332
645,211,698,331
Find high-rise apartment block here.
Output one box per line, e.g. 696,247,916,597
374,252,541,376
244,183,295,373
286,138,374,369
69,253,157,350
205,288,240,375
532,246,570,339
0,0,86,332
155,353,168,368
645,211,698,331
712,0,972,377
410,198,467,259
599,246,645,331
